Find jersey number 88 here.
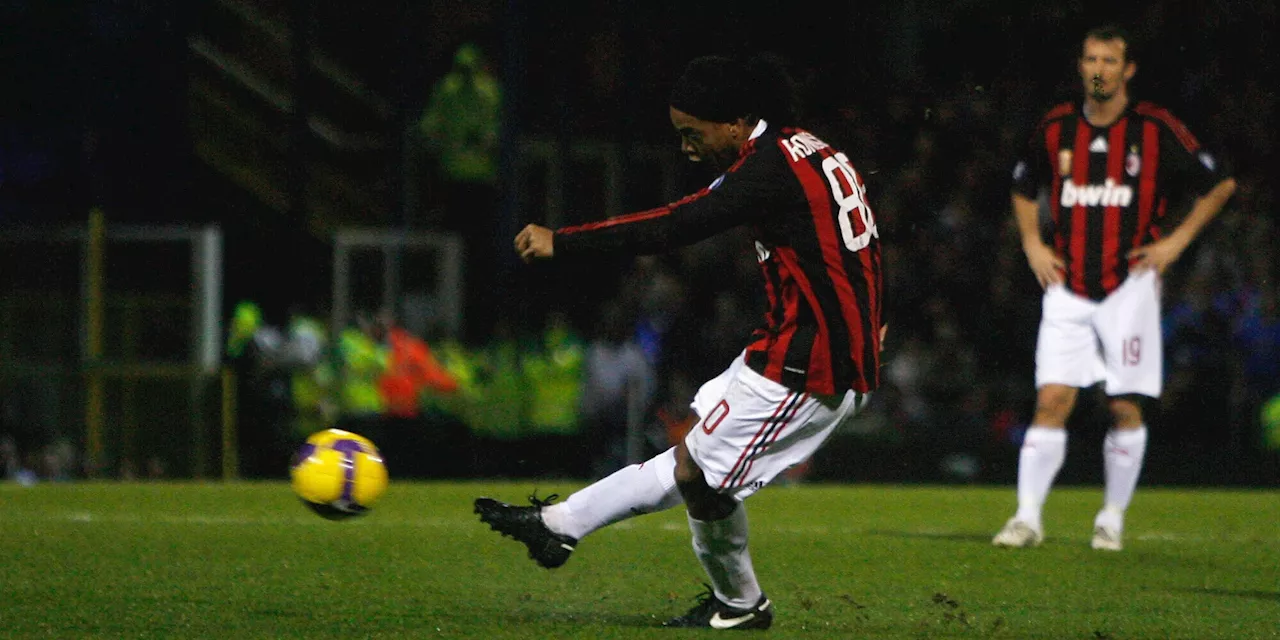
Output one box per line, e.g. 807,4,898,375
822,152,878,253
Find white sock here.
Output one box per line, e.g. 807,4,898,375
1100,426,1148,529
689,505,762,610
1013,426,1067,530
541,447,681,540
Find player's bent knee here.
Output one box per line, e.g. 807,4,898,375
678,478,737,521
1034,385,1078,424
1107,394,1148,427
673,442,736,521
672,441,700,485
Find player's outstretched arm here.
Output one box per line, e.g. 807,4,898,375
1012,193,1064,288
546,146,783,259
1128,177,1237,274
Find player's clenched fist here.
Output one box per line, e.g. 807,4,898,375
514,224,555,262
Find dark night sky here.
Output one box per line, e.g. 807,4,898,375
3,1,1273,211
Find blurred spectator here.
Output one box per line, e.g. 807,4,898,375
412,42,504,342
352,308,469,477
226,301,344,476
884,335,936,429
224,301,300,477
1233,278,1280,448
624,256,688,368
1,435,37,485
462,319,527,439
522,311,586,436
375,308,459,419
414,42,502,223
337,311,390,422
285,308,335,438
579,299,655,477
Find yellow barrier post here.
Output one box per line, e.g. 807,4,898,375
85,208,106,478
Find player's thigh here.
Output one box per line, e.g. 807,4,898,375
685,366,865,500
1095,270,1162,397
1035,284,1106,389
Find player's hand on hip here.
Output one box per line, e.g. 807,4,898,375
1023,240,1065,289
514,224,555,263
1128,235,1188,275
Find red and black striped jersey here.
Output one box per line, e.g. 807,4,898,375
555,122,883,395
1012,100,1227,300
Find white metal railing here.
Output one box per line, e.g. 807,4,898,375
0,222,223,373
331,229,465,341
0,214,224,477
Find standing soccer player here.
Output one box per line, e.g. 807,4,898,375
474,54,885,629
993,25,1236,551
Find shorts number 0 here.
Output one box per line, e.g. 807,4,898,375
701,400,730,435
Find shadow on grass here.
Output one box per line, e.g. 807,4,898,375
506,610,663,628
1170,587,1280,602
868,529,993,544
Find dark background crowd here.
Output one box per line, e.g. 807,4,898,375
2,0,1277,485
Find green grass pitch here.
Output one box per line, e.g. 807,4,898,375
1,481,1276,639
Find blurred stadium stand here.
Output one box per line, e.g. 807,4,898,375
1,0,1276,485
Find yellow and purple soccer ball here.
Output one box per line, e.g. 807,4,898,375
290,429,388,520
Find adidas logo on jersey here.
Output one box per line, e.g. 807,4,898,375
1060,178,1133,207
1089,137,1109,153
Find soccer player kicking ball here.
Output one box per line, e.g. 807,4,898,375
993,25,1235,551
475,53,886,630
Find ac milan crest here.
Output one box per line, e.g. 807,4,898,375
1125,152,1141,177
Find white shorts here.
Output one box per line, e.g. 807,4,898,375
685,352,870,500
1035,269,1162,397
